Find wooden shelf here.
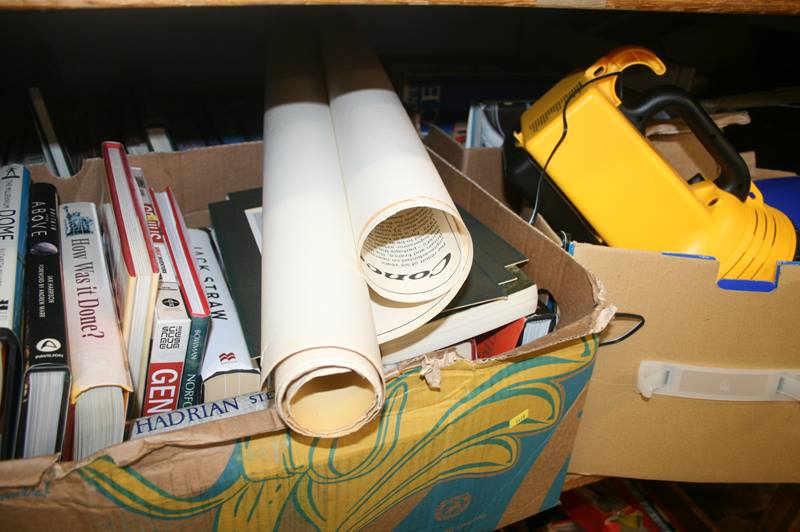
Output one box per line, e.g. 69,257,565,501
2,0,799,14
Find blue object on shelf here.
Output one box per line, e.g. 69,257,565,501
758,176,800,228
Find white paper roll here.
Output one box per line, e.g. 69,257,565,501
260,40,384,438
322,24,474,344
261,25,473,438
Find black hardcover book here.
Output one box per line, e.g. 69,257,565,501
14,183,71,459
208,192,262,359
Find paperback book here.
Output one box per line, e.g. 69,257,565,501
208,189,261,358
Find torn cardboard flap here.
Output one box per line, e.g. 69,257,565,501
0,406,286,490
418,349,462,389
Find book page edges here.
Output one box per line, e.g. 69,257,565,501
70,352,133,405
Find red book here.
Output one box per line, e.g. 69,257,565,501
100,142,160,414
475,317,526,359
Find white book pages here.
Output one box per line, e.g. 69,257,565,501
146,127,174,153
22,371,66,458
380,283,538,366
74,386,124,460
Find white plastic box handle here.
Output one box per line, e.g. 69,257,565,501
637,361,800,402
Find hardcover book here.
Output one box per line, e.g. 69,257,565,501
190,228,259,403
475,317,526,359
0,164,29,459
15,183,70,458
152,188,210,409
134,168,191,416
59,202,133,460
208,190,261,358
100,142,160,413
519,303,558,346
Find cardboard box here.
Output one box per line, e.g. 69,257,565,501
427,127,800,483
0,141,610,528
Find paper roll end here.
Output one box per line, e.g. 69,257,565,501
274,349,384,438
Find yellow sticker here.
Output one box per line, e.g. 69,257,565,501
508,409,529,428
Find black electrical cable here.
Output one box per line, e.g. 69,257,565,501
599,312,646,346
528,71,623,225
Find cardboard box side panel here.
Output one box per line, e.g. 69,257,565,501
29,158,105,203
571,381,800,482
0,406,287,489
428,149,602,330
0,338,597,530
28,142,265,213
569,244,800,482
426,126,519,214
129,141,264,216
424,126,468,172
497,388,587,528
574,244,800,374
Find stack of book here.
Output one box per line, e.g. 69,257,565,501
0,142,264,461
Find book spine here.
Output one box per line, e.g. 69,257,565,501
0,165,30,336
142,285,189,415
192,229,254,380
24,183,68,369
135,169,191,415
17,183,70,455
177,316,209,408
131,391,273,439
